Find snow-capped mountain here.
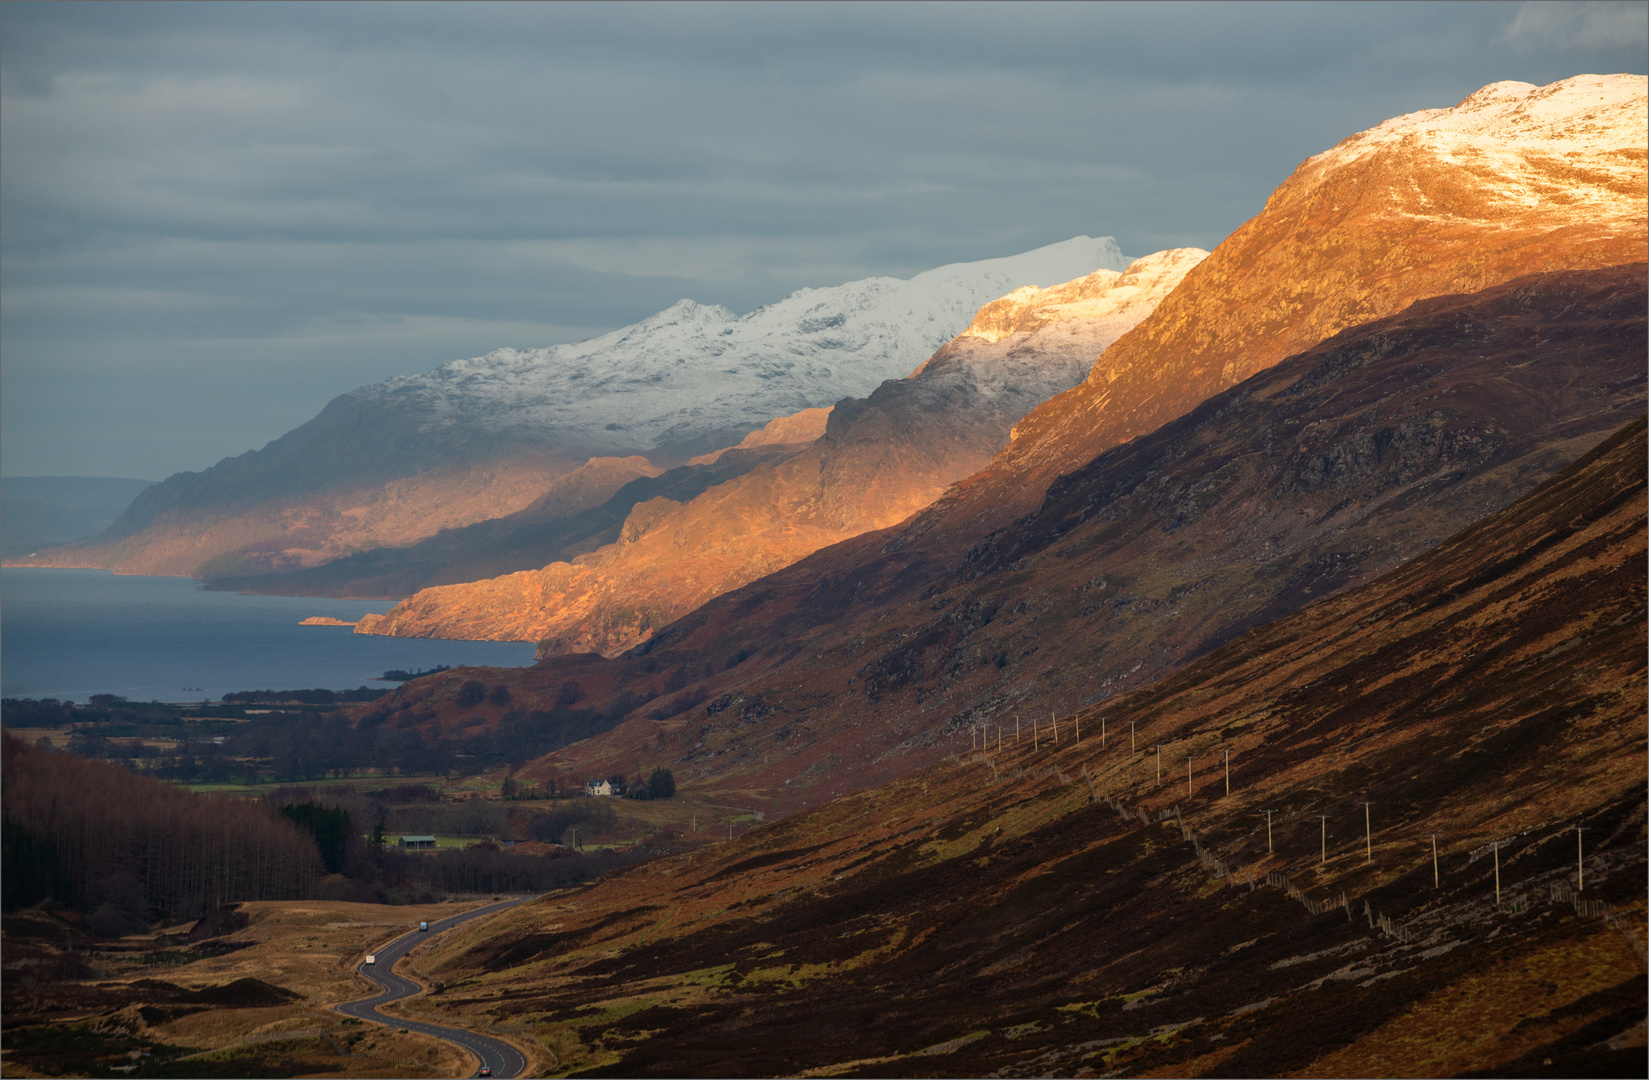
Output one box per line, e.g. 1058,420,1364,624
359,235,1130,463
21,237,1130,578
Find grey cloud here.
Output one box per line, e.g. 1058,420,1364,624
2,1,1644,477
1501,1,1649,50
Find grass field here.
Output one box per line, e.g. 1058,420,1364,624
1,897,529,1078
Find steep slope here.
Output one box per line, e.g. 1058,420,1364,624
408,416,1647,1079
927,73,1647,539
353,249,1205,651
499,262,1644,799
11,237,1127,579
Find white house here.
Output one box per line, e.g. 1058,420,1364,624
585,778,613,797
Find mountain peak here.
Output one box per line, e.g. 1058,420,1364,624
1303,72,1646,189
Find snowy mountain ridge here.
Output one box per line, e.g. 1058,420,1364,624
359,235,1130,462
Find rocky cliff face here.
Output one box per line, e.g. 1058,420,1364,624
11,238,1127,578
352,249,1205,651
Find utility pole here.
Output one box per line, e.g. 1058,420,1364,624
1101,717,1106,748
1130,720,1136,754
972,726,977,751
1222,748,1231,797
1427,834,1439,888
1317,814,1330,864
1075,716,1081,743
1015,716,1020,744
1492,840,1502,906
1261,810,1276,853
1155,745,1162,780
1051,712,1058,744
1186,754,1193,798
1359,802,1375,863
1033,717,1039,751
1575,826,1588,890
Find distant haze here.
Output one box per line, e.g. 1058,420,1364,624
1,477,155,555
2,1,1644,479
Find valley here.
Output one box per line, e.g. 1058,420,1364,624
4,70,1645,1080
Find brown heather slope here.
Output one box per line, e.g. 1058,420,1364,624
353,250,1204,653
406,416,1647,1079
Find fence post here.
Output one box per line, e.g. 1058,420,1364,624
1492,841,1502,907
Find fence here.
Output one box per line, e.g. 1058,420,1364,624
1081,756,1640,963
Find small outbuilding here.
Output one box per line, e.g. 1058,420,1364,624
398,835,437,851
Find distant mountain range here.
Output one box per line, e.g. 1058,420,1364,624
0,477,154,557
350,248,1208,651
9,237,1128,580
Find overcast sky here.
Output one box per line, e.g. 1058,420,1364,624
3,1,1645,480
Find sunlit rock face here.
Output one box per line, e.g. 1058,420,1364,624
353,250,1206,653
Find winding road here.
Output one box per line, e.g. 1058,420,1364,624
338,896,533,1078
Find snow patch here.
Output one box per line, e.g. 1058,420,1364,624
351,237,1132,461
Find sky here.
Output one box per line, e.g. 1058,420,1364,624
3,1,1645,481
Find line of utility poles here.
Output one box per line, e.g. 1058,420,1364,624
949,709,1595,910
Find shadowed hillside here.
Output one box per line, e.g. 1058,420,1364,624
404,416,1646,1078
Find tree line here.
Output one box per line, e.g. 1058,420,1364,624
1,733,321,926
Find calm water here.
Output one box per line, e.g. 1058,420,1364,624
0,568,536,703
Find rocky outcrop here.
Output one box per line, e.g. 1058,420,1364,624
353,249,1205,651
686,409,833,467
